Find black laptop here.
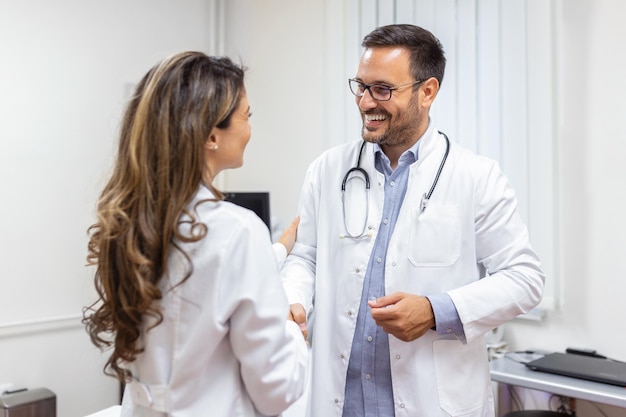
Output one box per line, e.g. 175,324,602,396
526,352,626,387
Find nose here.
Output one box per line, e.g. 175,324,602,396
357,89,377,111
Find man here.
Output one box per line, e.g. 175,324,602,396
281,24,544,417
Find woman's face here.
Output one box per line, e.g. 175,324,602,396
205,91,252,180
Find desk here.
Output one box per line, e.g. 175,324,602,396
490,355,626,413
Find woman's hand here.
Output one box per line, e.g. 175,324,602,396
277,215,300,254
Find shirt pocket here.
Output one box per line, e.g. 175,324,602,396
432,339,490,416
407,204,460,267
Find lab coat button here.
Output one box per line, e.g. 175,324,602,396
334,398,340,404
348,310,354,317
400,403,405,408
391,261,397,266
396,354,401,359
355,268,360,273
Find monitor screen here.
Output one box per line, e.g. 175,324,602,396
224,192,271,230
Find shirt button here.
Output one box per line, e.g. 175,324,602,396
365,374,371,380
396,354,401,359
367,336,373,342
383,218,389,224
376,257,382,263
446,328,453,334
390,181,396,187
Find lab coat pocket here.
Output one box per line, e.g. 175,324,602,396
432,339,489,416
408,205,460,267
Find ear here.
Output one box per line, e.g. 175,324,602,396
205,128,220,152
420,77,440,107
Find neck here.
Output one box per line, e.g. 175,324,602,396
381,138,419,170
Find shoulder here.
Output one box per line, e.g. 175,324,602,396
445,141,517,206
181,187,272,246
206,200,271,242
448,140,501,177
306,139,364,173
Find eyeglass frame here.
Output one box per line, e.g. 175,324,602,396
348,78,425,101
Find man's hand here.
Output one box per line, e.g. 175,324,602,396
368,292,435,342
287,303,308,340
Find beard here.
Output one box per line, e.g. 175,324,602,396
360,96,423,148
361,119,419,147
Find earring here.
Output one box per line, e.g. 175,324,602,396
212,145,219,150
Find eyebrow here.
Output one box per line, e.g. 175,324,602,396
355,77,394,86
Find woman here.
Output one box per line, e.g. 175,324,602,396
83,51,307,417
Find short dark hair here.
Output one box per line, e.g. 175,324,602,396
362,24,446,87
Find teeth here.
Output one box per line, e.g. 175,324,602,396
365,114,386,122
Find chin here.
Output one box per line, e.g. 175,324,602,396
362,133,385,144
361,127,386,144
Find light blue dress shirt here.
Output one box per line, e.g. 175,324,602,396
342,127,465,417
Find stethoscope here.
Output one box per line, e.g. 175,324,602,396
340,131,450,239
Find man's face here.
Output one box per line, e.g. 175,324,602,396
354,46,427,149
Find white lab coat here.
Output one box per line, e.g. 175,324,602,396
120,185,308,417
281,127,545,417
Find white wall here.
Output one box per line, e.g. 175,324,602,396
2,0,626,416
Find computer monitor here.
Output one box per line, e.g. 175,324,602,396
224,192,271,230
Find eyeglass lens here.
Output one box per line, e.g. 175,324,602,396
349,79,392,101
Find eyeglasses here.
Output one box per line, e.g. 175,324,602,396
348,78,424,101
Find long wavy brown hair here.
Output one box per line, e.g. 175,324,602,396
83,51,245,382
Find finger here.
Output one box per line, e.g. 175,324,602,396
288,215,300,228
278,216,301,253
289,303,306,323
368,292,404,308
283,216,300,235
370,305,399,323
289,303,308,339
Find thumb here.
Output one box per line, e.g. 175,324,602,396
368,292,402,308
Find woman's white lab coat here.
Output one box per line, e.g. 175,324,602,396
281,127,544,417
120,185,308,417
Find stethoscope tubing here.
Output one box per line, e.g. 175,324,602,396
340,131,450,239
